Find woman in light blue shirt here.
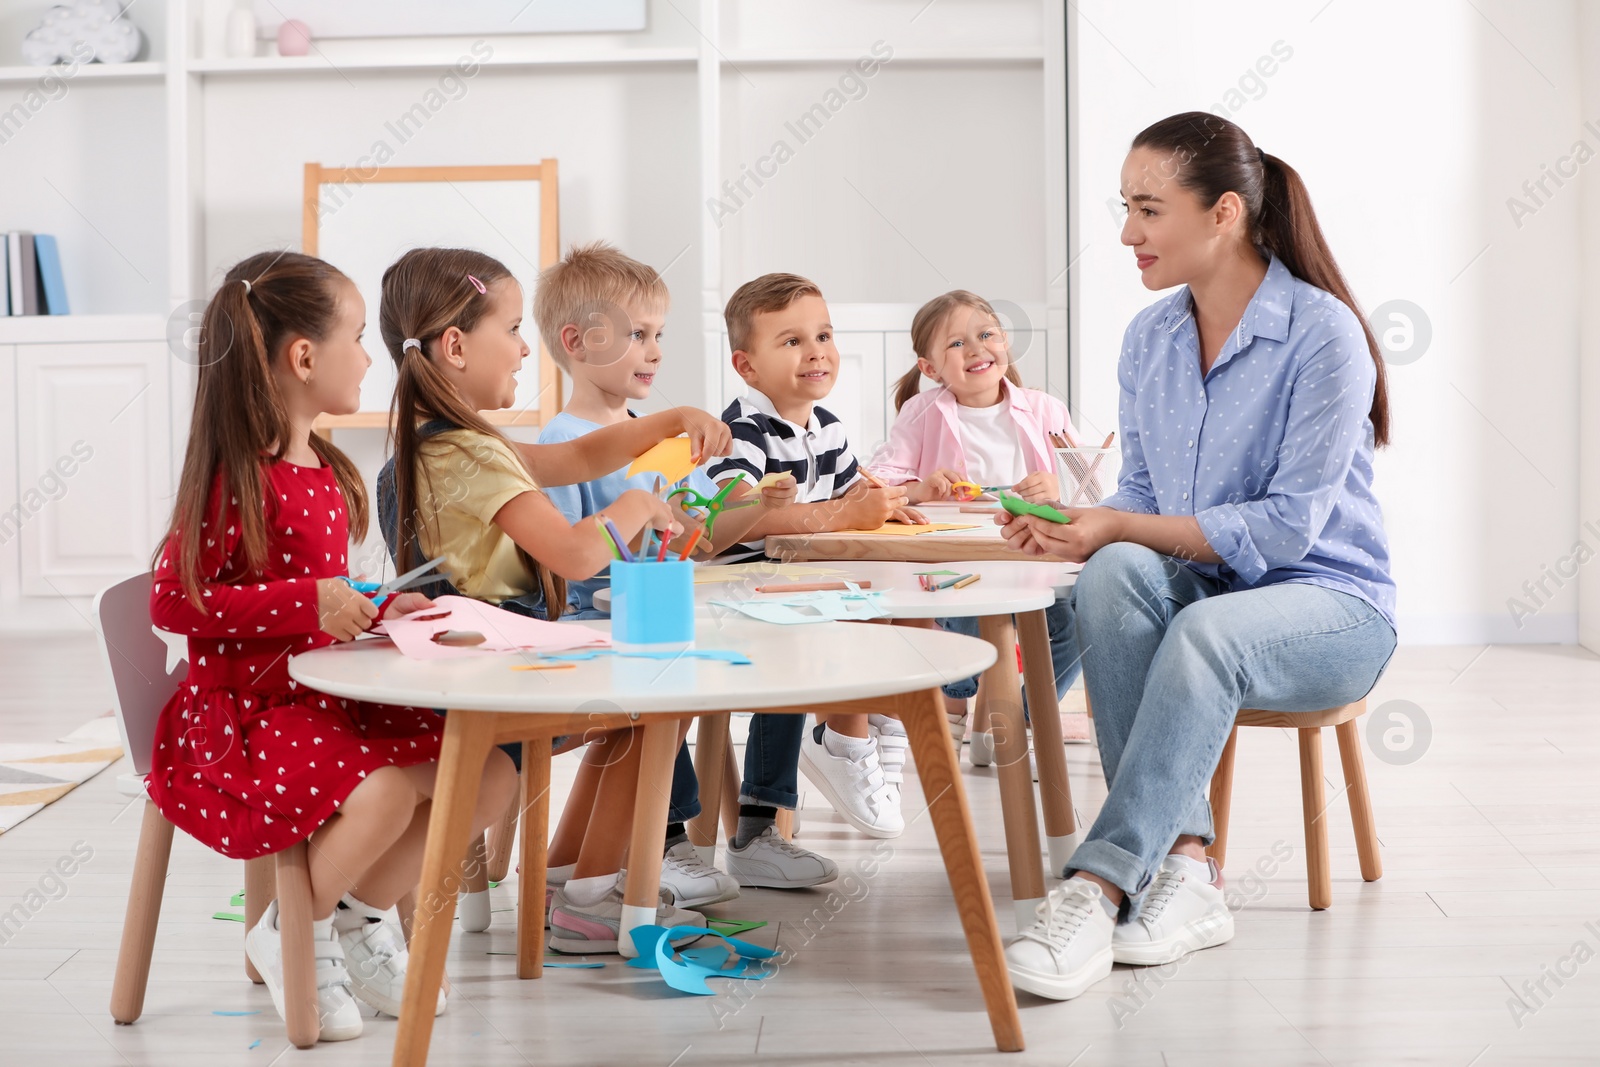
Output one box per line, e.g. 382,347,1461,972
1001,112,1398,1001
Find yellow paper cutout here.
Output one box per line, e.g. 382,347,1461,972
627,437,695,484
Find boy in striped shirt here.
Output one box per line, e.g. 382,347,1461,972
708,273,924,867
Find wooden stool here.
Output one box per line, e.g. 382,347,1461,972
1207,700,1382,910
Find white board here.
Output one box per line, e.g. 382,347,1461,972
315,178,545,415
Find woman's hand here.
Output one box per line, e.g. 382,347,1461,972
997,507,1123,563
316,578,379,641
673,408,733,462
381,592,436,620
1012,470,1060,504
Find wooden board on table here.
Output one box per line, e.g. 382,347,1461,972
767,532,1075,564
840,522,981,536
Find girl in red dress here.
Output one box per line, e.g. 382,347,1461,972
145,250,518,1042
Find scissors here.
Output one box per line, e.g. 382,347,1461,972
667,471,756,542
342,554,448,609
950,480,1010,502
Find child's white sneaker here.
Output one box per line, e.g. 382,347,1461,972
1004,877,1115,1001
723,825,838,888
799,726,904,838
245,900,363,1042
333,896,445,1018
867,714,909,798
1112,854,1233,966
548,879,705,955
660,841,740,908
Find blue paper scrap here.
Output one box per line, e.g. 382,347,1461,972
248,1039,261,1049
539,648,752,665
212,1010,261,1016
625,924,778,996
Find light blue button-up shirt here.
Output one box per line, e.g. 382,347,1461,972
1101,254,1396,627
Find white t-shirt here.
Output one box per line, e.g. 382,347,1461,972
955,400,1027,486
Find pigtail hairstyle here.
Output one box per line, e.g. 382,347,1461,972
156,250,368,609
894,290,1025,412
381,247,567,620
1131,112,1390,447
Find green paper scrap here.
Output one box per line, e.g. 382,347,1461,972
230,891,245,907
488,880,500,888
914,569,959,576
706,918,768,936
544,962,604,969
212,1010,261,1016
213,911,245,923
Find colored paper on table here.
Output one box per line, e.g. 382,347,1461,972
840,523,980,536
692,562,846,585
709,587,887,625
382,596,611,660
627,437,696,483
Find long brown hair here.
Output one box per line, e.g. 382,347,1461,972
156,251,368,608
380,247,566,620
893,290,1025,412
1131,112,1390,446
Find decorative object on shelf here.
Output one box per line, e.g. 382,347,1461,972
275,18,311,57
21,0,144,66
224,2,258,59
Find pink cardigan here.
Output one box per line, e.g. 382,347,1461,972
867,379,1078,486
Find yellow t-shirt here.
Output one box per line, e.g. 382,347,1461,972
413,429,539,604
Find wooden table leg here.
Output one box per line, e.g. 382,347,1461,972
485,787,520,882
618,719,682,959
689,713,730,864
1017,608,1078,876
899,687,1025,1052
243,855,274,984
111,800,173,1025
977,614,1047,928
518,738,552,978
393,710,495,1067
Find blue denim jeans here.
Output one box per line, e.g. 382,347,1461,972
938,593,1081,703
738,713,805,810
1068,543,1396,908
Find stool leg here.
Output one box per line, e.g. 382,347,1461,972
243,855,275,984
459,834,492,932
1018,607,1077,874
518,739,551,979
689,714,730,863
720,742,741,840
1298,728,1332,910
275,842,319,1048
485,786,520,883
977,614,1047,927
1207,725,1240,870
774,807,796,841
1336,718,1383,882
111,801,174,1024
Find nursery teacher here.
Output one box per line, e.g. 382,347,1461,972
1000,112,1398,1001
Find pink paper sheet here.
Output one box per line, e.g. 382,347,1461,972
380,596,612,660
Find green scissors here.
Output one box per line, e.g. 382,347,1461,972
667,471,757,540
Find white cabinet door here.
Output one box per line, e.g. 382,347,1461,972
16,342,171,597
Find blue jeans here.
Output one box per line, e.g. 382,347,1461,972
737,713,805,810
938,594,1081,703
1068,543,1396,908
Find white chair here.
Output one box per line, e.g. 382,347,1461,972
97,572,321,1048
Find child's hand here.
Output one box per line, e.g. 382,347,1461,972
1013,470,1059,504
617,489,682,539
381,592,436,620
674,408,733,462
757,473,797,510
316,578,379,642
889,505,928,525
912,469,963,502
843,484,908,530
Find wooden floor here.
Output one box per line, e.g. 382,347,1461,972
2,633,1598,1066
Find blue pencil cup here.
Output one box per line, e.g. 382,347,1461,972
610,560,695,650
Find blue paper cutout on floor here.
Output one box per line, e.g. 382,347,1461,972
539,648,752,665
624,924,778,995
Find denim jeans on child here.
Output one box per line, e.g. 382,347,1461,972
937,594,1081,703
1066,543,1396,911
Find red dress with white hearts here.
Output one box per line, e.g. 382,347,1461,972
145,460,442,860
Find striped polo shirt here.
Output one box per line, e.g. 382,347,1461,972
707,388,862,560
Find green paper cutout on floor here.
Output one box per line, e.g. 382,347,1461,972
706,918,768,936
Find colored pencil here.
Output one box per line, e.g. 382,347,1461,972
952,574,982,589
677,527,705,560
656,530,672,562
602,517,635,562
596,518,623,561
755,581,872,593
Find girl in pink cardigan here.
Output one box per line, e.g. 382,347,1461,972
870,290,1078,503
868,290,1088,757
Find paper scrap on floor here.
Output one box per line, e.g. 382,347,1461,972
691,561,848,585
840,523,981,536
709,585,887,624
382,596,611,660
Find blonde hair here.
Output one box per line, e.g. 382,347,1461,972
893,290,1024,412
723,273,822,354
532,241,669,369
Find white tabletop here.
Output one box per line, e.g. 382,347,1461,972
595,558,1067,619
288,618,997,714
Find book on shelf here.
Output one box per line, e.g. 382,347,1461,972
6,232,37,316
4,233,69,316
33,235,68,315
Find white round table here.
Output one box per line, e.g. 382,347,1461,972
289,618,1025,1060
594,558,1081,915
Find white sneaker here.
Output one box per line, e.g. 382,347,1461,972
798,727,904,838
946,698,970,743
660,841,740,908
723,825,838,888
245,900,363,1042
548,880,706,955
970,730,995,767
868,714,909,798
333,897,445,1018
1004,877,1115,1001
1112,855,1233,966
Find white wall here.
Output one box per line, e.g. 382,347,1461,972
1068,0,1586,645
1580,2,1600,654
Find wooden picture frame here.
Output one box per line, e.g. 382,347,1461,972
301,160,563,430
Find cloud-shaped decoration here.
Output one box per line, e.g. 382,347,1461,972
22,0,144,66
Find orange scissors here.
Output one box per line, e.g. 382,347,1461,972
950,480,1009,502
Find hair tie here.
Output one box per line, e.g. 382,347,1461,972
466,274,487,295
1257,147,1268,167
402,338,422,354
240,278,252,295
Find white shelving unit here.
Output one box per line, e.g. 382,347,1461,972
0,0,1066,628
